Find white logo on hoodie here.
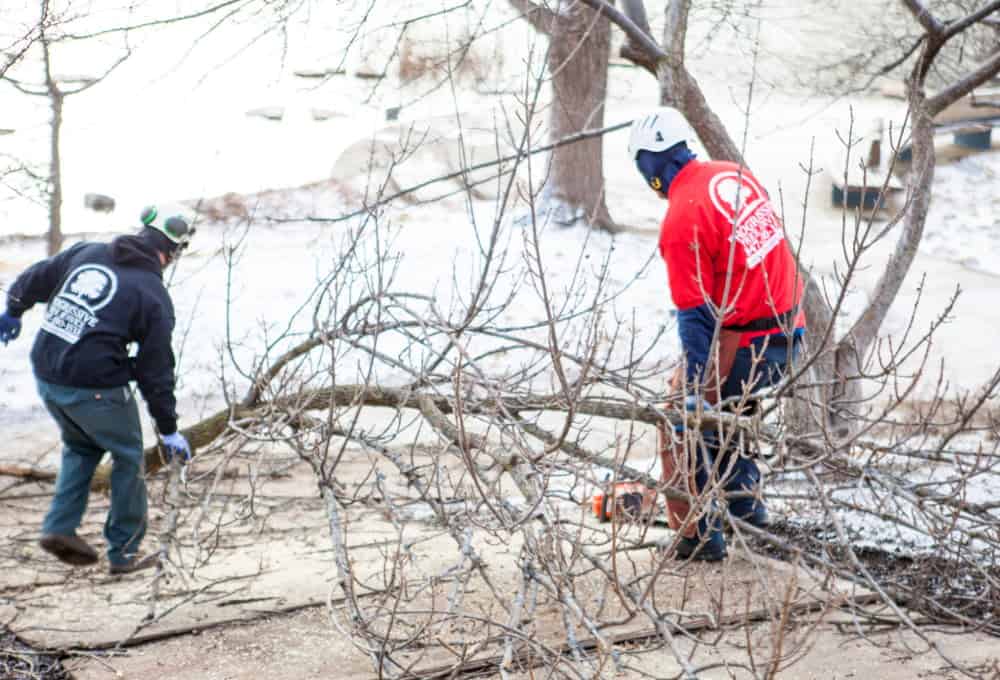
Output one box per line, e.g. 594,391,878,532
41,264,118,344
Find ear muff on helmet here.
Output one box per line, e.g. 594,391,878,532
140,205,158,227
163,216,192,242
139,204,196,249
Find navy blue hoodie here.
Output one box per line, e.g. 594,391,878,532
7,235,178,434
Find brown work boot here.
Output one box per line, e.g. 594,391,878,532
39,533,99,566
108,553,160,576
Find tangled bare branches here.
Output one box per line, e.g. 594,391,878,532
2,3,999,678
159,111,999,676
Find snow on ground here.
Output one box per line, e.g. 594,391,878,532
0,184,677,465
924,151,1000,276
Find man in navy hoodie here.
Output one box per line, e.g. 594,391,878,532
0,206,195,574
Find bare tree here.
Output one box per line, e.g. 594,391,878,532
586,0,1000,437
175,133,998,676
1,0,306,254
808,0,1000,432
1,0,131,254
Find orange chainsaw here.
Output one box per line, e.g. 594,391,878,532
591,478,661,523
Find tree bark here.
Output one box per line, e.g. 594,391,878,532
657,0,745,166
511,0,617,231
841,92,934,357
41,34,63,255
546,3,616,230
0,383,719,490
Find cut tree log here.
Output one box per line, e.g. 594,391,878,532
1,383,755,491
0,464,58,482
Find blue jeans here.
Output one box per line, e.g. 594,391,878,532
37,379,147,566
694,334,800,537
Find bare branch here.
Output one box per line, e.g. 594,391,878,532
927,47,1000,116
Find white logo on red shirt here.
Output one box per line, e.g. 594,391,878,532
708,171,784,268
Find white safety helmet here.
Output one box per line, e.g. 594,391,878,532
627,107,695,161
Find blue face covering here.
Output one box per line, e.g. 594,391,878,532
635,142,696,195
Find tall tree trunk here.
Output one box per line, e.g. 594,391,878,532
545,2,616,230
511,0,617,231
841,96,935,361
41,35,63,255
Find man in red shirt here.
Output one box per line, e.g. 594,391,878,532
628,107,804,561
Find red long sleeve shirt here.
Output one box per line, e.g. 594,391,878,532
659,160,805,349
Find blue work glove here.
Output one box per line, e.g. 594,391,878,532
0,312,21,345
160,431,192,464
684,395,712,411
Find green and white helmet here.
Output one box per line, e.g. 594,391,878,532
139,204,196,248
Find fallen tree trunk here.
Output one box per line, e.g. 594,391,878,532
0,406,235,491
1,383,764,491
0,464,58,482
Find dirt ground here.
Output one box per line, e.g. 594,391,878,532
58,608,1000,680
2,419,998,679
